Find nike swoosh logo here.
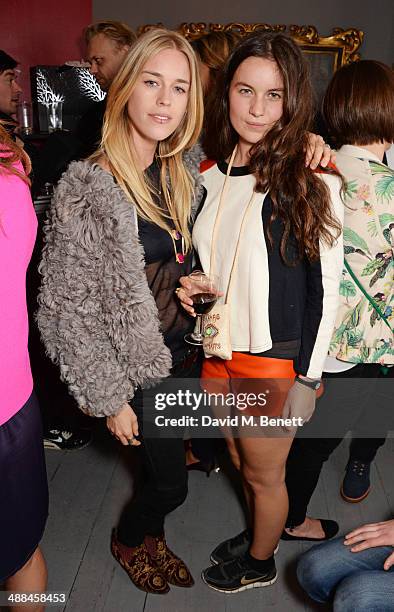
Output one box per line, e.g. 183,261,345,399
240,575,266,585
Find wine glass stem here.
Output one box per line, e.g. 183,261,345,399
192,315,203,341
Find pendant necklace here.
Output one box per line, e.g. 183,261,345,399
169,229,186,264
151,161,185,264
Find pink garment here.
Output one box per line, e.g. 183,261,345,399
0,159,37,425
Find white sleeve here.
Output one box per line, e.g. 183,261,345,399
305,173,344,378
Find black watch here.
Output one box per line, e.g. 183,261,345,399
295,375,321,391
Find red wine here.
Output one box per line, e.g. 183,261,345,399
193,292,217,314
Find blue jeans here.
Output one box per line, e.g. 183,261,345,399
297,537,394,611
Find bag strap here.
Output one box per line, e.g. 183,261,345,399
225,192,256,303
344,258,393,333
209,145,256,304
209,146,237,279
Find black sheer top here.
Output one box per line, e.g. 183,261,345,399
138,159,193,361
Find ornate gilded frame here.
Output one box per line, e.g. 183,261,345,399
138,22,363,65
179,23,363,66
138,22,364,99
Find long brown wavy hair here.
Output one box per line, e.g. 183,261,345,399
204,32,341,263
0,121,31,183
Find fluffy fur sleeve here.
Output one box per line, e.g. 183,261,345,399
183,143,206,217
37,161,172,418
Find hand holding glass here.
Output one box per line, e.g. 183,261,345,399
184,271,220,346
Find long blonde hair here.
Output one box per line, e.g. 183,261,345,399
93,29,204,251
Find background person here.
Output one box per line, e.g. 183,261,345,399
297,518,394,611
0,50,39,175
284,59,394,542
0,49,22,128
191,30,241,94
76,20,137,158
0,122,48,611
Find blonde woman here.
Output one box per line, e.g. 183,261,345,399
37,29,204,595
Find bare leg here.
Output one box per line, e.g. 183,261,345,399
5,547,47,612
239,436,294,559
224,436,254,522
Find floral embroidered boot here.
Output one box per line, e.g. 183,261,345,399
111,530,169,594
145,534,194,587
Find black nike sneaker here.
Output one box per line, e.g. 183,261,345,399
43,427,92,450
202,554,277,593
210,529,279,565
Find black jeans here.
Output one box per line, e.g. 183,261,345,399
285,364,393,528
117,349,201,547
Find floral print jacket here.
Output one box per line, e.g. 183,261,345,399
329,145,394,364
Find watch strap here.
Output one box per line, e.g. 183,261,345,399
295,375,321,390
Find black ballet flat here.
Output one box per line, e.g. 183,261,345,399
280,519,339,541
187,459,217,477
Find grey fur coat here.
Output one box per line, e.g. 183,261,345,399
37,146,204,418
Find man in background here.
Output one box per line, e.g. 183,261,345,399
0,50,22,125
76,20,136,157
0,50,39,170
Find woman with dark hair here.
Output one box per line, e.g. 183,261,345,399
284,59,394,542
178,31,344,592
188,29,334,476
0,122,48,610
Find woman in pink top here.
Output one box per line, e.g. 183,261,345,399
0,122,48,609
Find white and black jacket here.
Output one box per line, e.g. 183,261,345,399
193,160,344,379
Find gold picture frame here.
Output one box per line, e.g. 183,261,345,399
137,22,364,100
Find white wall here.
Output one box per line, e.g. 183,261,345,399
93,0,394,65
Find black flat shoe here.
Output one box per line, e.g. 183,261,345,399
187,459,217,477
281,519,339,541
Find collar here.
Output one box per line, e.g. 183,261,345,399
217,159,250,176
338,144,383,164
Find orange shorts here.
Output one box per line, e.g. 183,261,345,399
201,352,296,418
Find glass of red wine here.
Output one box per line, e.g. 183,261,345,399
184,271,219,346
